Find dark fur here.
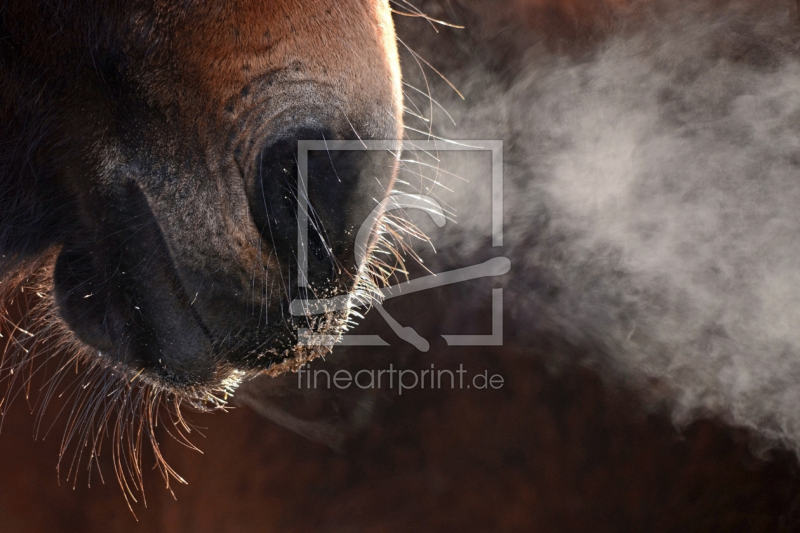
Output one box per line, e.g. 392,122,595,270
0,0,403,391
0,0,403,503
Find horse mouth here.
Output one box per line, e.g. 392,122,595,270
50,233,369,399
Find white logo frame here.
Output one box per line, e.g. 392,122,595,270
291,140,507,351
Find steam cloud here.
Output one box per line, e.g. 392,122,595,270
396,1,800,451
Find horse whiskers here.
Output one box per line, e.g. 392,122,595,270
0,252,240,515
0,195,431,514
349,209,437,316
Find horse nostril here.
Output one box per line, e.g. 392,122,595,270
250,127,380,289
251,136,301,260
251,129,348,283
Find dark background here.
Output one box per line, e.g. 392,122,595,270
2,289,800,532
3,1,800,531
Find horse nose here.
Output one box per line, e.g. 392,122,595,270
250,127,395,291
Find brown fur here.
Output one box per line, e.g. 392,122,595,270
0,0,403,505
0,0,403,386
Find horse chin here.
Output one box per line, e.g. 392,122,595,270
261,309,352,377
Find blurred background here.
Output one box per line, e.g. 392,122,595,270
2,323,799,531
4,0,800,531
